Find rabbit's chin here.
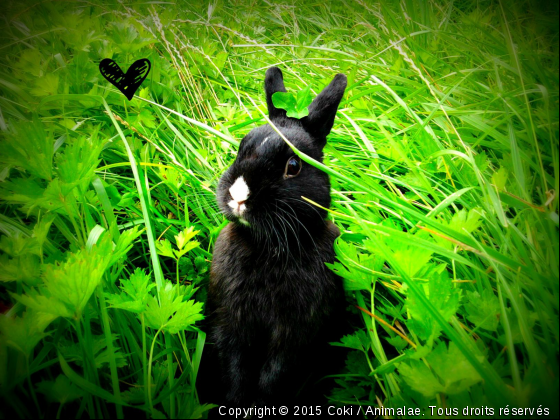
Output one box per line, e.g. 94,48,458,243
222,208,252,228
235,217,250,227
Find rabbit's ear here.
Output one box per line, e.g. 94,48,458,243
303,74,347,141
265,67,288,121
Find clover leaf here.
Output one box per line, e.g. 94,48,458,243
272,85,313,119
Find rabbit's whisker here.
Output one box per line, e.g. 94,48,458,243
277,199,318,253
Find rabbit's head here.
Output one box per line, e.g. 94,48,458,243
217,67,347,237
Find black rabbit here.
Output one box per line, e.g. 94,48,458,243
205,67,347,407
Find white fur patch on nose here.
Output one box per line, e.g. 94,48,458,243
227,200,247,213
229,176,250,203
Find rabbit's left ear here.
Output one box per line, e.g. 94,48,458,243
303,74,347,141
265,67,288,121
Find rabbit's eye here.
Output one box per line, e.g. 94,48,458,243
284,156,302,178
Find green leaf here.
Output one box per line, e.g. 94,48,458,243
144,281,204,334
31,178,79,217
397,358,444,398
30,74,59,97
0,177,45,209
0,254,42,285
331,329,370,352
13,234,114,319
429,341,483,394
41,242,110,317
13,288,73,318
151,408,167,419
175,241,199,259
121,383,147,404
108,21,154,53
32,213,56,249
36,375,85,404
328,238,383,292
296,85,313,115
117,191,137,209
56,133,103,189
271,85,312,119
159,166,184,194
175,226,199,252
398,342,483,398
332,333,362,351
169,226,201,259
106,268,155,314
406,264,461,342
0,310,57,357
58,353,130,406
110,226,142,266
344,350,371,376
432,209,482,250
492,166,508,191
0,231,41,257
330,380,368,402
497,307,537,346
59,334,127,369
0,119,54,181
271,92,296,114
187,403,220,420
387,235,434,278
385,336,408,352
14,49,45,78
156,239,176,259
464,289,501,332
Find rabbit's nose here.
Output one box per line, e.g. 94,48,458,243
228,199,247,214
228,176,250,214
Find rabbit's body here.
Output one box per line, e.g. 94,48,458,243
209,220,343,405
206,67,347,406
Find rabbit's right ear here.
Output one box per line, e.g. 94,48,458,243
265,67,288,121
302,74,347,142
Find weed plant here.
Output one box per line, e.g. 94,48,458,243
0,0,558,418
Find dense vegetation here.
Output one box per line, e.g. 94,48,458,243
0,0,558,418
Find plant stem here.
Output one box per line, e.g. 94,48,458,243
96,284,124,419
56,403,64,419
164,332,176,418
142,313,148,407
74,320,95,417
25,357,41,417
147,328,163,415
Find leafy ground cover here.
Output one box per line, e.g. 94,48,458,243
0,0,558,418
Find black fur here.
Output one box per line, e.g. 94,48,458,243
204,67,347,407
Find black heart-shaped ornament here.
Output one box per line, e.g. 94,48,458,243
99,58,151,100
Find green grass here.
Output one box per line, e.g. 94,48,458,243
0,0,558,418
